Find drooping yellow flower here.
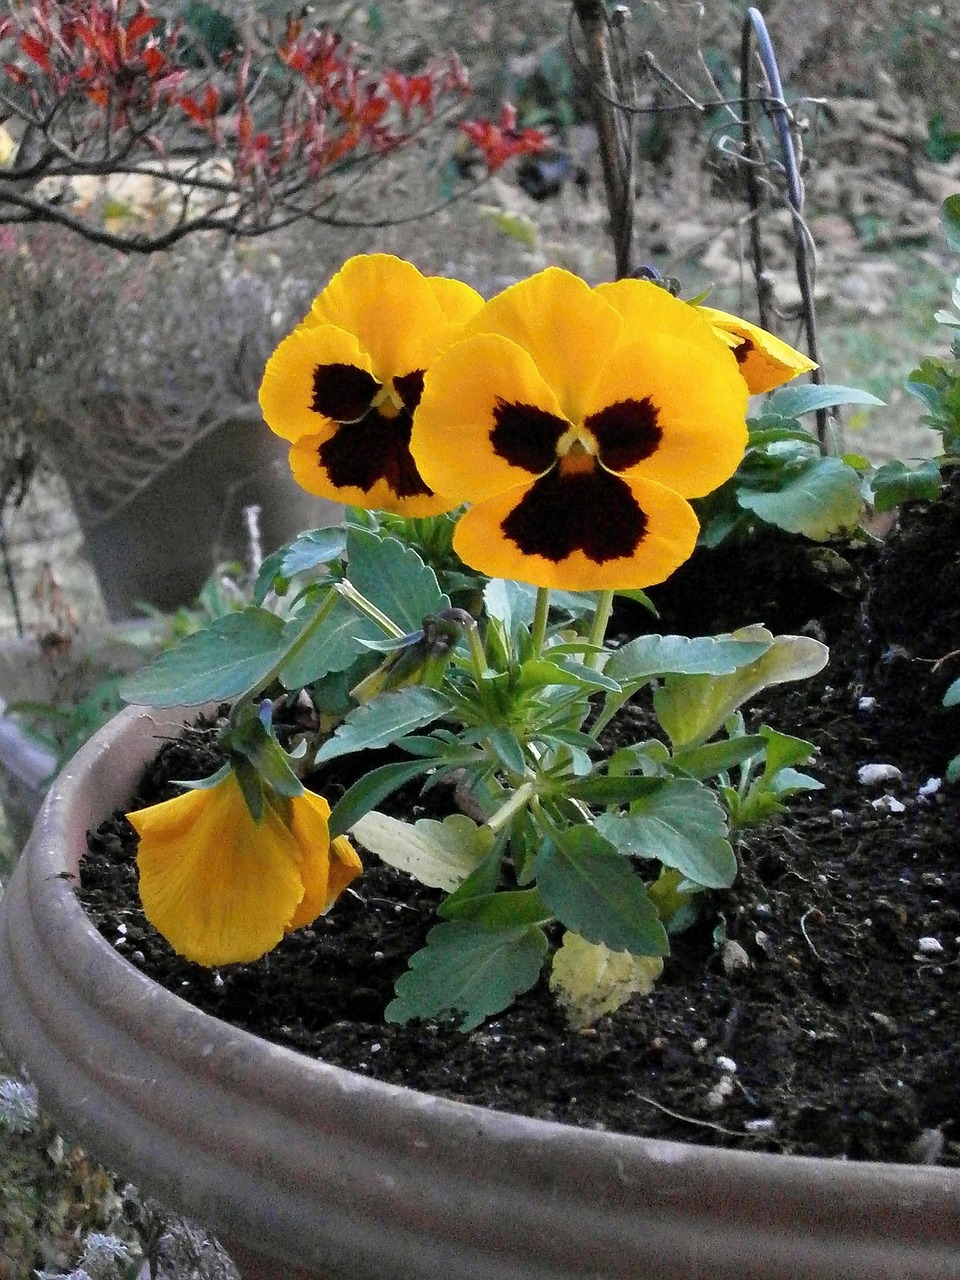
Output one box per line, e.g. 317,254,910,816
259,253,484,516
698,306,817,396
128,771,361,967
410,268,749,591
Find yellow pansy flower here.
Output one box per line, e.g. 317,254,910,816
698,305,817,395
411,268,750,591
259,253,484,515
128,771,361,967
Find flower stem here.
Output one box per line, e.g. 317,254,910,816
586,589,615,668
338,579,405,638
230,586,342,722
531,586,551,657
230,578,404,725
486,779,537,835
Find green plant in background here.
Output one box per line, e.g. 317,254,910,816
901,194,960,783
8,563,250,782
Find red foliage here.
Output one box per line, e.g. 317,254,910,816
460,103,548,173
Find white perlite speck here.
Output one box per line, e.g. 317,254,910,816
858,763,903,786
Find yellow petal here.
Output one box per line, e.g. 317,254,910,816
452,470,700,591
412,333,569,504
581,332,748,498
426,274,486,333
288,429,459,517
259,322,377,444
308,254,451,383
130,773,305,967
596,277,732,358
460,267,623,423
284,789,333,931
698,306,817,394
325,835,364,912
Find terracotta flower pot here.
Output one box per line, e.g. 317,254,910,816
75,416,338,621
0,705,958,1280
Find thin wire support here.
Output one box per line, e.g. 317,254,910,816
741,7,829,449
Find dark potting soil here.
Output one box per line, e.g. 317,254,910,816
78,482,960,1165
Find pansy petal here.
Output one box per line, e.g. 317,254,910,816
325,835,364,912
582,332,748,498
309,254,449,381
259,323,378,444
460,268,623,423
426,274,486,332
412,333,569,503
596,277,733,359
289,424,457,517
284,789,333,931
452,469,700,590
698,306,817,394
130,773,305,967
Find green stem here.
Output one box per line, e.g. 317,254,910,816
586,589,615,669
531,586,551,658
230,586,342,723
338,579,405,638
465,615,489,682
486,779,537,835
230,577,404,725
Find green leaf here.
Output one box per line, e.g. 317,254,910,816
596,778,735,888
767,383,885,419
654,626,829,749
253,545,289,604
350,812,492,891
280,526,348,578
346,527,449,634
533,827,669,955
549,932,663,1027
871,459,942,513
119,608,285,707
605,633,771,684
944,676,960,708
546,656,621,693
486,727,527,775
315,687,450,763
562,774,664,806
758,725,816,774
480,204,538,249
738,457,864,539
279,590,381,688
941,194,960,253
669,734,767,780
441,888,552,926
327,757,443,838
385,920,548,1031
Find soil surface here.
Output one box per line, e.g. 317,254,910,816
79,482,960,1166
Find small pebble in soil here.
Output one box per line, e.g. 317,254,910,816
918,777,942,798
744,1118,776,1134
716,1056,738,1074
908,1128,946,1165
871,794,906,813
917,936,945,956
705,1076,736,1110
858,763,903,786
722,940,751,974
857,695,877,712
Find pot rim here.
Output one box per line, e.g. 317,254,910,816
2,703,958,1280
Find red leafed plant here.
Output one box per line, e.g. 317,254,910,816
0,0,546,252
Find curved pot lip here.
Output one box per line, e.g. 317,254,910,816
16,702,960,1188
